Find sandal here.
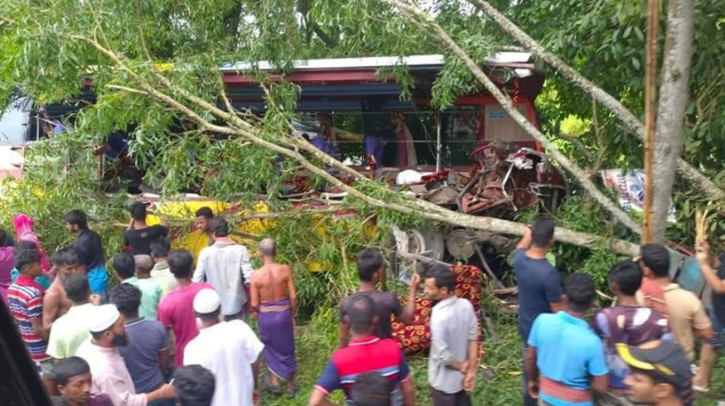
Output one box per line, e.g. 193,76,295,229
287,381,300,399
264,376,282,396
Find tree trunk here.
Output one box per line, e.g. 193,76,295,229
651,0,695,243
466,0,724,201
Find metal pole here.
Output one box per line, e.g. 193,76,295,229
435,111,442,172
643,0,659,244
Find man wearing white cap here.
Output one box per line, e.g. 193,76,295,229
76,304,176,406
184,288,264,406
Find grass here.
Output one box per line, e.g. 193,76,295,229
256,299,725,406
257,301,525,406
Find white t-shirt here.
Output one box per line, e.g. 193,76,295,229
184,320,264,406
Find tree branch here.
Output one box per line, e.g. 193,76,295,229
465,0,725,201
379,0,643,235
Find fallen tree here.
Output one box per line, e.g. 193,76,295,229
464,0,724,203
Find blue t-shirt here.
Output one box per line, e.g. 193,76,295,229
513,249,562,340
118,318,168,393
528,312,608,406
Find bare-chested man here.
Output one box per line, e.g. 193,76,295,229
250,238,299,398
43,247,95,330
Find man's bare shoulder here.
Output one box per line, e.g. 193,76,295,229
43,287,61,302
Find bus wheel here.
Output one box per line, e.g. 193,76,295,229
405,228,445,261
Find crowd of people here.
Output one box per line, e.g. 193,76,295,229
516,218,723,406
0,205,723,406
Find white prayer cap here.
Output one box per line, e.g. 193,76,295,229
89,304,121,333
193,289,221,314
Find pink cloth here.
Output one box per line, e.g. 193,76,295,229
13,214,52,272
158,282,213,366
0,247,13,305
75,340,147,406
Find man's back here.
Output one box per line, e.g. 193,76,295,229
316,336,410,402
340,290,402,340
158,282,212,366
184,320,264,406
124,226,168,256
513,249,562,340
253,263,291,303
663,283,711,360
592,305,670,390
150,261,176,296
47,303,95,359
528,312,607,392
126,278,162,320
119,319,168,393
193,243,251,316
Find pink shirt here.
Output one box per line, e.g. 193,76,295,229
76,340,147,406
0,247,13,305
158,282,213,366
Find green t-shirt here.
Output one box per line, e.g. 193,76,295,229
46,303,95,359
124,277,162,321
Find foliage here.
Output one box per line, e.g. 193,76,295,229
506,0,725,209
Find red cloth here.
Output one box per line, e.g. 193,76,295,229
392,265,484,355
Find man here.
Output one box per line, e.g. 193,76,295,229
111,284,169,404
591,261,672,406
635,243,712,361
352,373,392,406
65,210,108,297
173,365,216,406
250,238,298,397
310,294,415,406
195,207,214,245
8,247,55,393
192,218,253,320
693,240,725,392
149,239,176,296
76,304,175,406
617,341,693,406
113,254,137,284
339,248,418,348
132,255,162,320
184,288,264,406
112,254,160,321
0,227,14,305
525,273,608,406
44,247,87,331
424,265,478,406
513,219,564,406
47,274,98,361
637,245,670,315
124,202,169,256
53,356,113,406
10,240,53,290
157,249,213,366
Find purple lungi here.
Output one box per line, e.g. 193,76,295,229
258,297,297,380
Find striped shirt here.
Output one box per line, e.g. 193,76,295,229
315,336,411,405
8,275,50,361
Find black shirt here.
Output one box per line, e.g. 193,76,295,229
124,225,168,256
340,290,403,340
712,254,725,326
73,229,105,269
